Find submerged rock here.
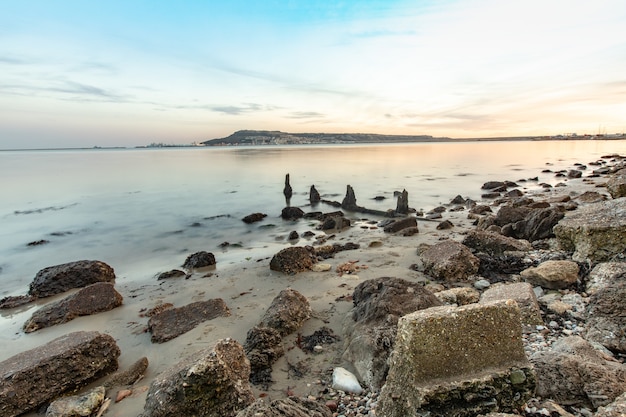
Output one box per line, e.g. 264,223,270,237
140,338,254,417
28,260,116,298
0,331,120,417
242,212,267,224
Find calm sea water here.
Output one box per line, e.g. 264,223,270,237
1,140,625,298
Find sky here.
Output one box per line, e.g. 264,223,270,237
1,0,625,149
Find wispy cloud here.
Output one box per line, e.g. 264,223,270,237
286,111,326,119
209,103,279,115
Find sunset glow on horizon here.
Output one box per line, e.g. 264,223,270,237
1,0,625,148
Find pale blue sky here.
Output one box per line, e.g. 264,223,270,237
1,0,625,148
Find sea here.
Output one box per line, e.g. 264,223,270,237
2,140,626,299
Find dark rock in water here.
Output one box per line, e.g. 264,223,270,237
568,169,583,178
242,212,267,224
383,217,417,233
531,336,626,410
320,215,350,231
313,243,359,259
343,277,442,389
244,326,284,386
341,185,359,210
259,288,311,336
309,185,321,203
395,189,409,214
482,181,507,190
236,397,332,417
450,194,466,205
140,338,254,417
182,251,216,269
373,195,386,201
269,247,315,274
0,294,35,309
281,206,305,220
148,299,231,343
46,386,105,417
462,230,532,256
28,260,116,298
421,240,480,282
302,231,315,238
288,231,299,240
436,219,454,230
23,282,123,333
469,204,492,215
283,173,293,200
27,239,49,246
482,192,501,199
0,331,120,417
157,269,186,280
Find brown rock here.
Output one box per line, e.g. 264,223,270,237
259,289,311,336
520,260,579,289
269,247,315,274
148,299,231,343
182,251,216,269
480,282,543,326
242,213,267,224
24,282,123,333
0,331,120,417
244,326,284,386
462,230,532,255
383,217,417,233
236,397,332,417
28,260,116,298
421,240,480,282
46,386,106,417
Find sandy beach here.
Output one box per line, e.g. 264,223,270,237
1,156,617,417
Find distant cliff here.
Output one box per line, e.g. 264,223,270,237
202,130,450,146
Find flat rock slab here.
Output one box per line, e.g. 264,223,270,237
378,300,534,417
480,282,543,326
24,282,123,333
421,239,480,282
140,338,254,417
28,260,116,298
554,197,626,262
0,331,120,417
148,298,230,343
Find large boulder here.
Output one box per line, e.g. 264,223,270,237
530,336,626,409
0,331,120,417
259,288,311,336
462,230,532,256
236,397,332,417
520,260,579,290
342,277,442,390
378,300,535,417
28,260,116,298
585,267,626,353
140,338,254,417
281,206,304,220
508,207,565,242
242,213,267,224
480,282,543,326
554,197,626,262
23,282,123,333
421,240,480,282
269,247,315,274
148,299,231,343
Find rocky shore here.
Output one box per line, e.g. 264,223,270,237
2,154,626,417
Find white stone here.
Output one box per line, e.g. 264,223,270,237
311,263,332,272
332,367,363,394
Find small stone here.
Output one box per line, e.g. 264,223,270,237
474,279,491,290
311,263,332,272
313,345,324,353
332,367,363,395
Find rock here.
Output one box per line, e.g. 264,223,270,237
332,367,363,394
554,197,626,262
319,215,350,231
242,213,267,224
140,338,254,417
576,191,608,203
436,219,454,230
508,207,565,242
586,261,626,295
310,263,331,272
494,206,532,227
0,294,35,309
103,356,149,390
23,282,123,333
480,282,543,326
462,230,532,256
288,231,299,240
585,268,626,353
309,185,321,203
530,336,626,409
28,260,116,298
283,173,293,200
0,331,120,417
236,397,332,417
46,386,105,417
395,189,409,214
520,260,579,289
595,392,626,417
421,239,480,282
482,181,507,190
383,217,417,233
281,206,305,220
259,288,311,336
434,286,480,305
269,247,315,274
473,278,491,290
378,300,535,417
157,269,186,280
341,185,358,210
606,169,626,198
244,326,284,386
342,277,442,389
148,299,231,343
182,251,216,269
400,226,419,236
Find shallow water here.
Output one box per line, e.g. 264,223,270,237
1,140,625,299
